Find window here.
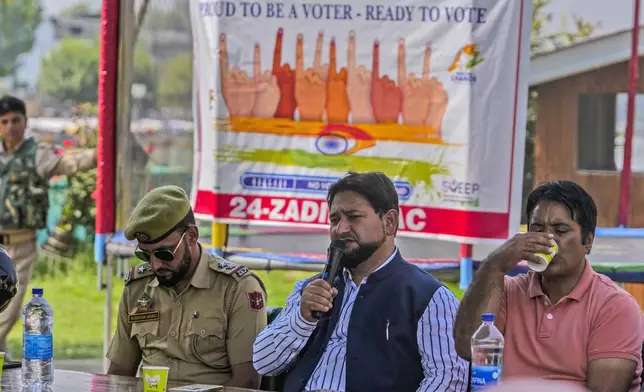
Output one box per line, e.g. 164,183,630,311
577,93,644,172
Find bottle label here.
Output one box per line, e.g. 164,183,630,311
471,365,502,390
24,334,53,360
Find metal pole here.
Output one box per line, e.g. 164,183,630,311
618,0,640,227
103,256,113,373
98,0,121,373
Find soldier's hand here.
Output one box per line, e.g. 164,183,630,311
485,232,557,273
300,279,338,323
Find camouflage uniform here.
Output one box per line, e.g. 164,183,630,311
0,136,96,353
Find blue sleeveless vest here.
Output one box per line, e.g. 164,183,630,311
283,251,443,392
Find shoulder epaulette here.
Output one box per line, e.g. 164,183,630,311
125,262,154,285
209,255,251,281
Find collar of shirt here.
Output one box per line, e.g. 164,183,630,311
342,247,399,287
0,136,30,156
527,258,594,302
148,244,211,289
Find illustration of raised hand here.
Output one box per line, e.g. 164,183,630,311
295,33,327,122
426,77,448,136
370,40,402,124
347,31,374,124
312,31,329,82
252,43,281,118
272,28,296,119
219,34,256,118
326,37,349,123
399,40,433,126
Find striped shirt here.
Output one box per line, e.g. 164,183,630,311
253,249,469,391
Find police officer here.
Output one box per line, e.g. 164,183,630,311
0,96,96,355
106,185,267,389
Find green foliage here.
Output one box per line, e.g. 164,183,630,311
0,0,42,79
37,37,156,105
59,2,95,17
57,104,98,237
37,38,100,103
157,53,193,109
144,3,190,32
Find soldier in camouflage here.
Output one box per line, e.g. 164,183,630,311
0,96,97,357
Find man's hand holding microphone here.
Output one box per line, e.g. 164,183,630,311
300,239,345,323
300,280,339,322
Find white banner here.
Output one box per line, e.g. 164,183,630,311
190,0,531,243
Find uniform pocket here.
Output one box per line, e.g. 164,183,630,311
186,317,228,370
130,320,160,347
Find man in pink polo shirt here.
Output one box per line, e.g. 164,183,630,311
454,180,644,392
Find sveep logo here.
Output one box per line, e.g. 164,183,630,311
439,177,481,207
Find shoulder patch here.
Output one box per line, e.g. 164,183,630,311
209,256,250,281
125,263,154,285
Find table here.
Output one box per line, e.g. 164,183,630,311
0,368,270,391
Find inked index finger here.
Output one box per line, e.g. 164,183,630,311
296,33,304,76
314,31,324,68
422,44,431,79
372,40,380,80
272,27,284,73
347,30,356,73
397,38,406,85
219,33,229,75
254,43,261,79
329,37,337,78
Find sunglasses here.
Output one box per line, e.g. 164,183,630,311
135,232,186,262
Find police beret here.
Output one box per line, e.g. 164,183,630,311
124,185,192,244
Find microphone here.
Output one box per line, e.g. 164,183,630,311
312,239,346,320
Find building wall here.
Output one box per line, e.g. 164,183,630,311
534,57,644,227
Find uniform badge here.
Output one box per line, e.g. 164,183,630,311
217,261,235,270
137,264,150,274
128,292,160,323
247,291,264,311
234,266,249,277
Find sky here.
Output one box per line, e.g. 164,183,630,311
13,0,644,87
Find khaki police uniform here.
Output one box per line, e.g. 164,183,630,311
0,137,96,352
106,185,268,384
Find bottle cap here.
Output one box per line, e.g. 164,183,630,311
481,313,495,322
32,288,43,295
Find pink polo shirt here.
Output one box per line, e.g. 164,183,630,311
497,261,644,391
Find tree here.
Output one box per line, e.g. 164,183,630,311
59,2,95,17
36,37,155,104
522,0,596,222
0,0,42,84
144,2,190,32
158,53,193,110
37,38,100,103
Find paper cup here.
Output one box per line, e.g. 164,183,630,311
142,366,169,392
528,242,558,272
0,351,4,380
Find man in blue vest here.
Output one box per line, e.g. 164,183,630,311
253,171,469,392
0,96,97,357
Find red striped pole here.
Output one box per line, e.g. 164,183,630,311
618,0,640,227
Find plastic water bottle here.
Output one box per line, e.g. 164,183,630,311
471,313,504,390
22,287,54,388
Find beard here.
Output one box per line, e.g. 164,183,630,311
155,242,191,287
340,235,385,269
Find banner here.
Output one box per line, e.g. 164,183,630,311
190,0,531,243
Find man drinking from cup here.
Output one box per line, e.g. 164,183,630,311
454,180,644,391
